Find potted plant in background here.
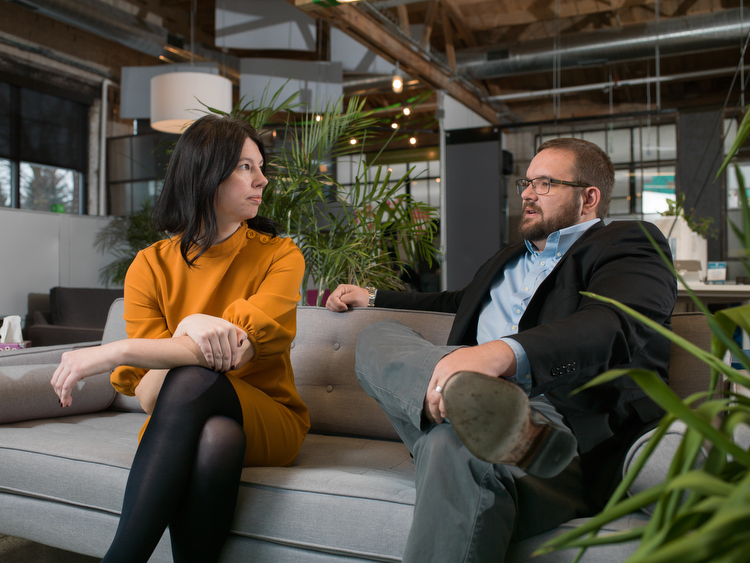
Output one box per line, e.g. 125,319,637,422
97,86,439,305
538,109,750,562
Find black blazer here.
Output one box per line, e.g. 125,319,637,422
377,220,677,504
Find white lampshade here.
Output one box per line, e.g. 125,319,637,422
150,72,233,134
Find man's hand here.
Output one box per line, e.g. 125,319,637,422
174,314,247,373
326,284,369,312
424,341,518,424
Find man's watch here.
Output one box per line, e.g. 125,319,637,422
365,286,377,307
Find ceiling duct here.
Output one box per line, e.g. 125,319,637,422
456,8,750,80
13,0,239,73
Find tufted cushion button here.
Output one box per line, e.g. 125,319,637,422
333,342,340,350
326,385,334,393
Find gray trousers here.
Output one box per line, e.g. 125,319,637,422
355,320,588,563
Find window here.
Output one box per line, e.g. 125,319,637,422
537,123,677,217
0,79,89,214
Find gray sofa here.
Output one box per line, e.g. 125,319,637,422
0,300,711,562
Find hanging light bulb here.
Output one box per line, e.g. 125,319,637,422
409,136,417,145
392,62,404,94
403,107,411,116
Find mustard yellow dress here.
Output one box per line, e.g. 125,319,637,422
111,223,310,467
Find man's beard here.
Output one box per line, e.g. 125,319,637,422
518,194,582,243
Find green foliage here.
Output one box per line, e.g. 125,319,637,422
260,95,439,304
541,109,750,561
95,200,166,286
661,193,717,240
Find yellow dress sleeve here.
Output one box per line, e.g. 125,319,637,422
222,237,305,362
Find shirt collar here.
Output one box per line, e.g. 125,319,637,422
524,219,599,257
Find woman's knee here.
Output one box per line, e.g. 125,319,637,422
199,416,246,455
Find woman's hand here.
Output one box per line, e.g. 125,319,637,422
50,343,122,407
173,314,247,372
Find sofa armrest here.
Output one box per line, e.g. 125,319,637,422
0,361,116,423
0,341,99,367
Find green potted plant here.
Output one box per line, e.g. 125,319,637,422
539,108,750,561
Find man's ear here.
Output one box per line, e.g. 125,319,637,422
581,187,601,217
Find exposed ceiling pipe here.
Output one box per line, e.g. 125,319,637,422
457,8,750,80
487,67,738,102
13,0,240,74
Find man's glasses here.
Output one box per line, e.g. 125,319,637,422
516,177,590,195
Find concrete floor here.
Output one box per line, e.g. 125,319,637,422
0,535,99,562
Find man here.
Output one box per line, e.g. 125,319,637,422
326,138,676,561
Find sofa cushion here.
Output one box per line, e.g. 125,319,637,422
291,306,455,440
50,287,124,329
0,411,416,561
0,364,115,424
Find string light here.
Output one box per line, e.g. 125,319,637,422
315,115,322,122
391,123,398,129
350,138,357,145
409,137,417,145
403,107,411,116
392,62,404,94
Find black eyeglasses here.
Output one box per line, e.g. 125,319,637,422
516,177,590,195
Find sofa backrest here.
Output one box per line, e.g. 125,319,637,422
50,287,124,328
101,299,714,437
669,312,712,401
292,306,455,440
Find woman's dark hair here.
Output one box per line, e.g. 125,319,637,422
152,114,279,266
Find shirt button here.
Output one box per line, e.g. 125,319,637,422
525,374,531,380
556,252,562,257
511,325,517,331
540,261,546,266
524,287,530,292
516,309,521,314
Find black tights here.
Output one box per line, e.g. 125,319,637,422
102,366,246,563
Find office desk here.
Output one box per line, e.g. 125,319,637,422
676,281,750,312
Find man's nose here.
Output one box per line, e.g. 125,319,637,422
521,184,538,200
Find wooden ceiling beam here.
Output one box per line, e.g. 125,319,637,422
441,5,457,70
302,4,502,124
397,4,411,36
420,0,439,49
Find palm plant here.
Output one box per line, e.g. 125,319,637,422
539,108,750,562
261,95,438,304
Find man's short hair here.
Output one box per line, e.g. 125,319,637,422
536,138,615,218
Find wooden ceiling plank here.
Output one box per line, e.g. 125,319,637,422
465,0,637,30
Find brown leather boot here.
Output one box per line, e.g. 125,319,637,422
442,371,578,479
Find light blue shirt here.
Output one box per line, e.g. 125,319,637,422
476,220,599,393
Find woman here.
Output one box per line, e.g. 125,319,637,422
50,114,310,563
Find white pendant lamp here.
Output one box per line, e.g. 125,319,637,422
150,72,232,134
